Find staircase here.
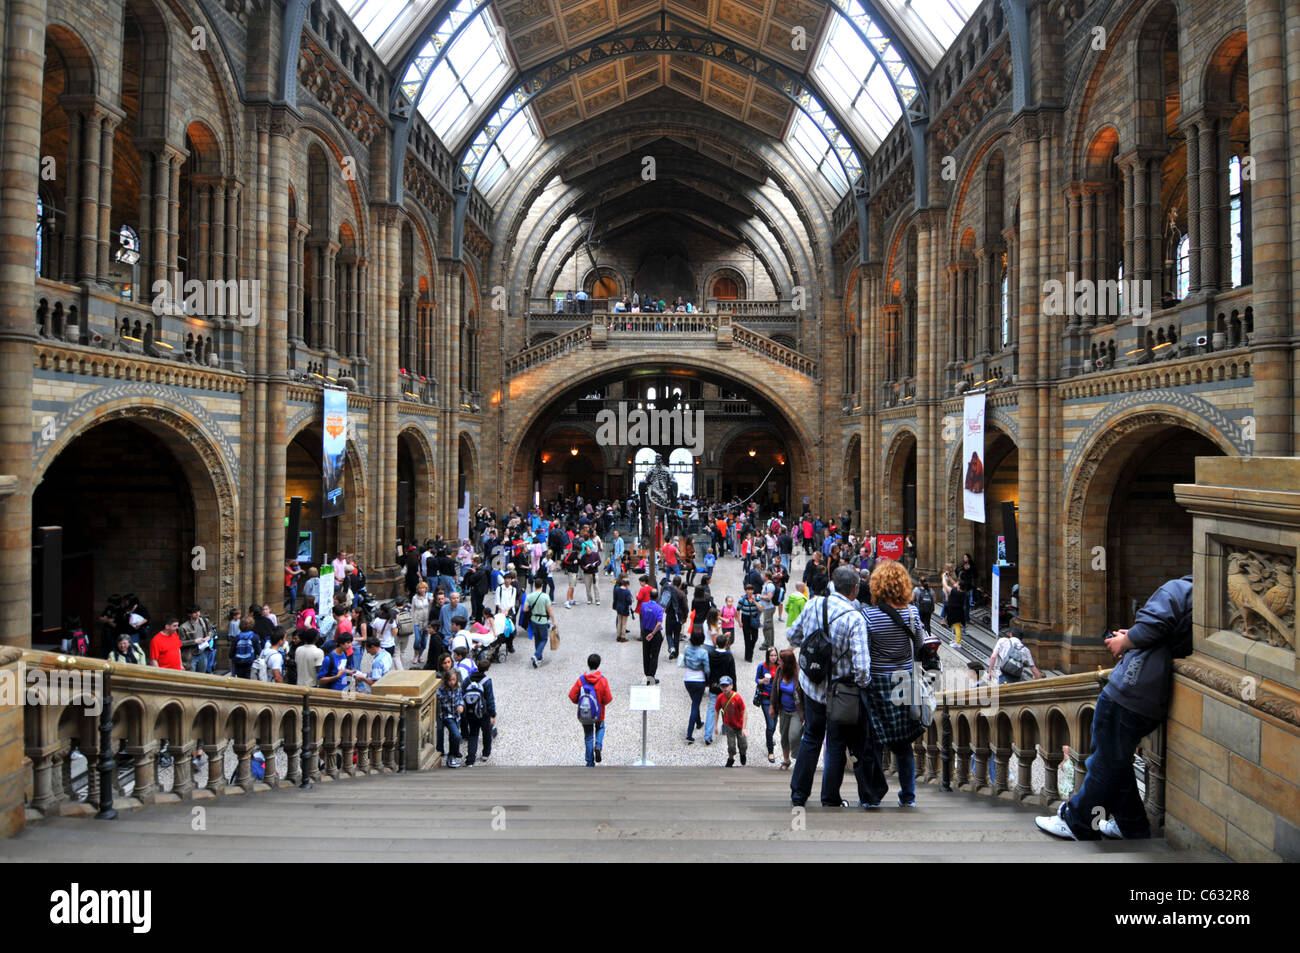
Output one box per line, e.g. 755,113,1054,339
0,766,1220,862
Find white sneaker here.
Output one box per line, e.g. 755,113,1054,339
1035,813,1078,840
1099,817,1124,839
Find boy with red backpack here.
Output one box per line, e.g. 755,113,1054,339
569,653,613,767
714,676,749,767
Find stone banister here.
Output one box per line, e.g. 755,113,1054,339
13,649,441,826
507,322,593,375
909,668,1169,824
731,322,818,378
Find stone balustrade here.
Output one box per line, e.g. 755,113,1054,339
14,649,440,824
730,322,818,378
894,667,1167,826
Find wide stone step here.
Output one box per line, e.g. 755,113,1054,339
0,768,1219,862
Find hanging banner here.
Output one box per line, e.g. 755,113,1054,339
322,388,347,518
876,534,905,561
962,392,986,523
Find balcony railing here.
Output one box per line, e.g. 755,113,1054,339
902,667,1165,825
14,648,441,821
508,322,593,375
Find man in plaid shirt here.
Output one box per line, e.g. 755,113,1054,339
786,565,884,808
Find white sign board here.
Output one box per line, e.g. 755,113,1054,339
990,563,1000,637
629,685,661,711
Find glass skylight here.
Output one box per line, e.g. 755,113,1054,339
476,108,540,196
813,8,908,149
345,0,440,61
389,0,516,148
787,111,850,195
876,0,984,68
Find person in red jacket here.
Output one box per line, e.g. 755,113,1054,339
634,575,653,616
714,675,749,767
569,654,614,766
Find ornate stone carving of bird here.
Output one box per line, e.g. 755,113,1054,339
1227,552,1294,648
1262,559,1294,621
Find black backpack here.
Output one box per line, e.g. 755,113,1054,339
798,596,834,685
463,678,487,721
917,588,934,611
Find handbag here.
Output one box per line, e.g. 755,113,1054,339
549,628,560,651
827,677,860,725
880,604,937,728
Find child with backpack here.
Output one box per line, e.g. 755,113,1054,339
568,653,613,767
714,675,748,767
462,660,497,766
230,617,259,678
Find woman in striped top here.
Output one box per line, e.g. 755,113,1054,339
863,559,926,807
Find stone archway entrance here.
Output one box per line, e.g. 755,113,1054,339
32,410,236,652
1063,416,1229,666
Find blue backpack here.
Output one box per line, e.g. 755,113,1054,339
232,630,258,664
576,676,601,725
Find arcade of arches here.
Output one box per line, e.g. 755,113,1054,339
0,0,1296,695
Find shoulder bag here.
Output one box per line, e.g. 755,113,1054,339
826,599,862,726
879,604,936,728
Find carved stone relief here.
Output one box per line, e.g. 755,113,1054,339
1225,549,1295,648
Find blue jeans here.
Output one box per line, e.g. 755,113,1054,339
889,740,916,805
790,696,884,806
439,713,462,759
760,698,776,754
1061,693,1159,839
532,622,549,662
285,584,297,613
192,647,215,674
685,681,706,740
582,721,606,766
704,691,720,742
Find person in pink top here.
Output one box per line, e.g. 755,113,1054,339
720,595,737,646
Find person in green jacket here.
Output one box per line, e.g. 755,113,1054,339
785,582,809,628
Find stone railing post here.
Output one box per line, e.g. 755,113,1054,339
127,741,159,805
1040,746,1063,807
972,744,991,792
203,742,226,797
173,741,195,799
1010,743,1034,800
232,742,253,792
955,739,972,788
300,701,314,789
991,744,1011,795
939,709,953,791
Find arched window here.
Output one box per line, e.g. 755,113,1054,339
999,264,1010,348
633,447,657,489
668,448,695,498
1116,261,1124,315
1228,156,1243,289
115,224,141,301
1175,233,1190,299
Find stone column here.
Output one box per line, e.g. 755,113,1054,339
264,110,293,604
1197,120,1219,294
322,242,339,359
1245,0,1292,455
975,248,991,360
1079,186,1095,291
1014,114,1043,632
1040,746,1062,806
96,109,121,282
60,108,82,280
354,260,368,369
1121,164,1135,286
1183,121,1201,294
211,183,226,289
914,215,936,573
1131,155,1150,288
74,105,103,283
0,0,45,646
166,146,184,281
173,742,195,799
1096,185,1112,295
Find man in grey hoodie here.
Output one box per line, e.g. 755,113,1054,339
1036,574,1194,841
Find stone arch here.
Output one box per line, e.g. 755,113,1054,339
1061,406,1237,660
943,421,1018,580
843,432,862,518
33,398,239,627
286,414,369,566
703,266,748,303
581,264,624,301
397,424,436,547
881,427,918,536
457,431,480,513
506,357,816,511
